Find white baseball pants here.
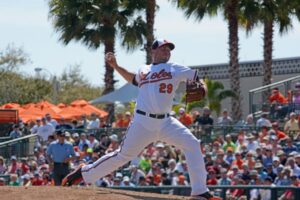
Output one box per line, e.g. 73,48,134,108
81,114,208,195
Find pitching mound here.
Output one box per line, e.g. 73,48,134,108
0,186,191,200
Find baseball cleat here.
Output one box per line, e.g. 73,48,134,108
61,163,85,186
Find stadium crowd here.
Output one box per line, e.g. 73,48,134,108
1,88,300,199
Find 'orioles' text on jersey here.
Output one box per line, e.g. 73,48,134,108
135,63,197,114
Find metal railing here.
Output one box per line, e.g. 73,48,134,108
0,134,37,158
249,75,300,114
110,185,300,200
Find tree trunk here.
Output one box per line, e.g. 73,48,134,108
227,0,242,121
103,32,116,125
262,20,274,102
145,0,156,64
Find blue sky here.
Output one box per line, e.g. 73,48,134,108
1,0,300,87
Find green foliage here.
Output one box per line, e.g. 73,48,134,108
183,79,236,115
0,44,30,75
56,65,103,104
0,71,52,105
48,0,147,51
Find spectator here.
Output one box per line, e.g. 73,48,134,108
46,130,75,185
284,112,299,138
114,113,126,128
232,151,244,170
30,118,41,134
269,88,288,118
224,147,235,165
286,157,300,177
195,107,213,134
207,169,218,185
178,107,193,127
291,83,300,114
64,131,74,144
246,134,259,152
79,114,89,129
128,165,145,185
265,164,277,181
9,124,22,139
87,133,99,149
262,146,273,168
283,137,298,155
217,109,233,126
218,168,231,185
45,113,59,128
37,117,55,144
244,151,256,170
0,177,5,186
105,134,119,154
223,134,236,152
272,156,284,174
87,112,100,130
120,176,135,186
0,156,6,174
78,133,90,151
254,162,268,181
256,112,272,128
20,158,30,175
137,176,149,186
9,174,20,186
72,133,80,146
191,110,200,124
7,156,21,175
176,174,189,186
271,122,288,142
123,111,132,127
57,118,73,130
159,172,171,186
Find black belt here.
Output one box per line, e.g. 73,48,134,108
136,109,169,119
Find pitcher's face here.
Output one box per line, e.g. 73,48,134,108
152,45,171,64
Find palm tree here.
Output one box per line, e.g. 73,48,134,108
260,0,298,101
186,79,236,115
145,0,156,64
48,0,147,121
173,0,243,121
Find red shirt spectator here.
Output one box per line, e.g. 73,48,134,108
269,88,288,104
178,108,193,127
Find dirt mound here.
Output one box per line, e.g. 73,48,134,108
0,186,191,200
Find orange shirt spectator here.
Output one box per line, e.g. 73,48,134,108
231,152,244,170
269,88,288,104
123,112,132,127
115,113,130,128
178,108,193,127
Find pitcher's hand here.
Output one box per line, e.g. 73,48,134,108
105,52,118,69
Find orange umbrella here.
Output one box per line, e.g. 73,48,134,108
1,103,24,112
57,103,67,108
59,106,86,120
70,99,89,107
70,99,108,117
35,100,61,113
20,103,62,121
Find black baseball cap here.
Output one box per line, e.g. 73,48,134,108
152,39,175,50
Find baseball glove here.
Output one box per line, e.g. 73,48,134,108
186,79,207,103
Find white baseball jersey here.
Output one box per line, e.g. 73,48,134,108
135,63,197,113
81,62,208,196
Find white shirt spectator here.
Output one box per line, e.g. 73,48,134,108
256,117,272,128
48,119,59,128
87,118,100,129
37,123,55,142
